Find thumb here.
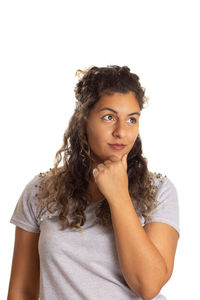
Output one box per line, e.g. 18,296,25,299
122,153,128,170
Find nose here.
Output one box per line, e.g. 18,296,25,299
112,120,127,138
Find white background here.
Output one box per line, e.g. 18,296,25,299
1,0,199,299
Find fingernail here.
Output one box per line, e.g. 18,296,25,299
93,168,97,176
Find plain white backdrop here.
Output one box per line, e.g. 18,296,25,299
1,0,199,299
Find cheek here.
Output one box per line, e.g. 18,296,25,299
86,124,104,145
129,127,139,139
127,129,139,148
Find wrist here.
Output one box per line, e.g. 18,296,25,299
108,192,132,209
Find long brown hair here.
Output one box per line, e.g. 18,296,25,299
36,65,159,231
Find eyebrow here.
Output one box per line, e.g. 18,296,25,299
98,107,141,116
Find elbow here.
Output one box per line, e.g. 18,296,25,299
128,280,163,300
140,288,161,300
137,272,168,300
139,277,167,300
126,263,168,300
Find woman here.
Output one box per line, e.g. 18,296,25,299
7,65,180,300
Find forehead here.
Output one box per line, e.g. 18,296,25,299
93,91,140,112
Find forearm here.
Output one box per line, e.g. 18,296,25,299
109,194,168,299
7,291,39,300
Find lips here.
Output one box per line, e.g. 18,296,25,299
108,144,126,150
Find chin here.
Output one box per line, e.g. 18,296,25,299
91,148,122,163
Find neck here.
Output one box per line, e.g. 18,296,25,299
86,155,104,203
86,180,104,203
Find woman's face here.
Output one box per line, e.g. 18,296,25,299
85,91,141,164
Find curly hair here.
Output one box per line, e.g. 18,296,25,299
36,65,160,231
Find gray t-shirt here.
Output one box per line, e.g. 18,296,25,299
10,173,180,300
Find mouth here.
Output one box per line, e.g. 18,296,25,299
108,144,126,150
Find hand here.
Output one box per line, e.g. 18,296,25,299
92,153,129,205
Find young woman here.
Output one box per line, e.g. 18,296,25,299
7,65,180,300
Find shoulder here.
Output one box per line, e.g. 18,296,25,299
23,172,44,189
10,173,46,233
152,172,167,186
152,172,178,200
146,171,180,236
17,172,47,211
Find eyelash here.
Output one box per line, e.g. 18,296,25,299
102,114,137,124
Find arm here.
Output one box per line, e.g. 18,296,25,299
109,194,179,300
7,227,40,300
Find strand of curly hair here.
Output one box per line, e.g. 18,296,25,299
36,65,159,231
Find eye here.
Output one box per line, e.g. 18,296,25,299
102,114,114,121
128,117,137,124
102,115,137,124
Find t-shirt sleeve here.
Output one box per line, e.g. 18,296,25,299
144,176,180,238
10,174,43,233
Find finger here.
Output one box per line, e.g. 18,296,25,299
98,165,105,171
103,160,112,167
93,168,99,177
107,155,121,162
121,153,128,170
97,163,105,171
